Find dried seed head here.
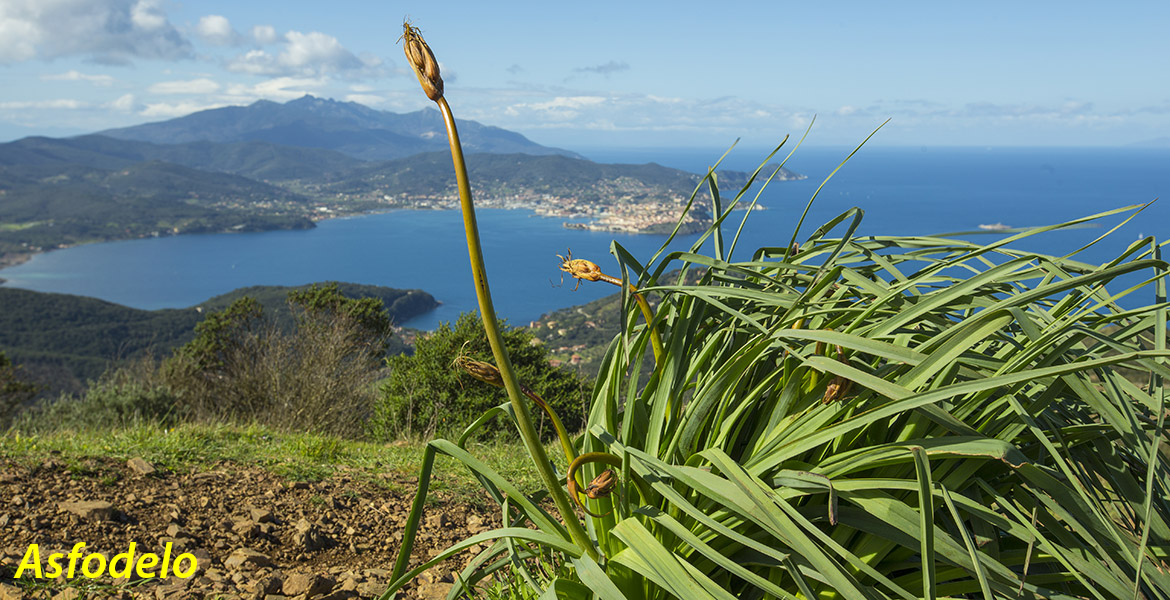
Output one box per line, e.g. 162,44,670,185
455,356,503,388
585,469,617,499
401,23,443,101
822,375,852,404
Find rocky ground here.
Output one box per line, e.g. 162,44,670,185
0,457,499,600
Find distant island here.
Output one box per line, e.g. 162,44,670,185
0,96,803,268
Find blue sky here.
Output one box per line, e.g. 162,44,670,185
1,0,1168,149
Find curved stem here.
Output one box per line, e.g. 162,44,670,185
596,273,664,363
520,384,577,468
437,97,597,560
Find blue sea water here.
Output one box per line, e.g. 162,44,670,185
1,146,1167,330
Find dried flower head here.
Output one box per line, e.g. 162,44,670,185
557,249,615,290
454,355,504,388
400,23,443,101
822,375,852,404
584,469,617,499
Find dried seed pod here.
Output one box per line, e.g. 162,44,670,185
454,356,504,388
823,375,852,404
401,23,444,101
585,469,617,499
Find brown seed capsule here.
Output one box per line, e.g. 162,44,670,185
454,356,504,388
585,469,617,499
401,23,443,101
822,375,852,404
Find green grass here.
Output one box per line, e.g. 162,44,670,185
0,422,558,501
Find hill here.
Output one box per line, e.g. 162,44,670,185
98,95,582,161
0,160,314,258
0,283,437,395
0,134,362,182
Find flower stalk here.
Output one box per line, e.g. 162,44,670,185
398,23,597,562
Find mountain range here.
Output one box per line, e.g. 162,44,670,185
0,95,801,264
98,95,582,161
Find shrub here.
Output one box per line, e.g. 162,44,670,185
167,283,390,437
13,355,180,432
370,311,588,441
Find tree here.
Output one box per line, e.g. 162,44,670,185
371,311,588,441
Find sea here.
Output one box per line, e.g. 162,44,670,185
1,146,1167,330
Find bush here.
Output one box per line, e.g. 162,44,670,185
13,355,181,432
166,283,390,437
370,311,588,441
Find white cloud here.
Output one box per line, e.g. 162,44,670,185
130,0,165,30
251,24,277,45
226,30,374,78
280,31,363,74
41,70,115,86
0,0,192,64
148,78,220,94
107,93,137,111
0,99,88,109
139,100,227,118
222,76,327,102
344,93,384,106
195,15,240,46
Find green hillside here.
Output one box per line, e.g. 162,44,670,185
0,283,437,395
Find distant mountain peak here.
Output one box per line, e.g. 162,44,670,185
96,96,581,161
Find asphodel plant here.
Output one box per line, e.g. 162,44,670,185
386,22,1170,600
387,24,597,591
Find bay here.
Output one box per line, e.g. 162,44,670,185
2,146,1167,330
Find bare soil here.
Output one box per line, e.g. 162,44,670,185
0,457,497,600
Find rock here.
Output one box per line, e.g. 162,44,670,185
354,582,385,597
50,589,80,600
250,508,275,523
416,583,453,600
425,512,451,529
291,519,331,552
282,573,334,597
0,583,24,600
127,457,157,476
248,575,284,597
57,500,115,522
317,592,357,600
465,514,488,534
224,548,274,571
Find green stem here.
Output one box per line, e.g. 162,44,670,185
387,442,436,589
437,97,597,560
520,384,577,467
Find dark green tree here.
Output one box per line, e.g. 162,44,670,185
371,311,588,441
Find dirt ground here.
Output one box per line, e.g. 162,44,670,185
0,457,499,600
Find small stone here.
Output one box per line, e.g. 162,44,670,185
224,548,273,571
282,573,334,597
250,508,275,523
425,513,451,529
51,589,80,600
57,500,115,522
355,582,384,597
127,457,157,476
0,583,24,600
249,575,284,597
